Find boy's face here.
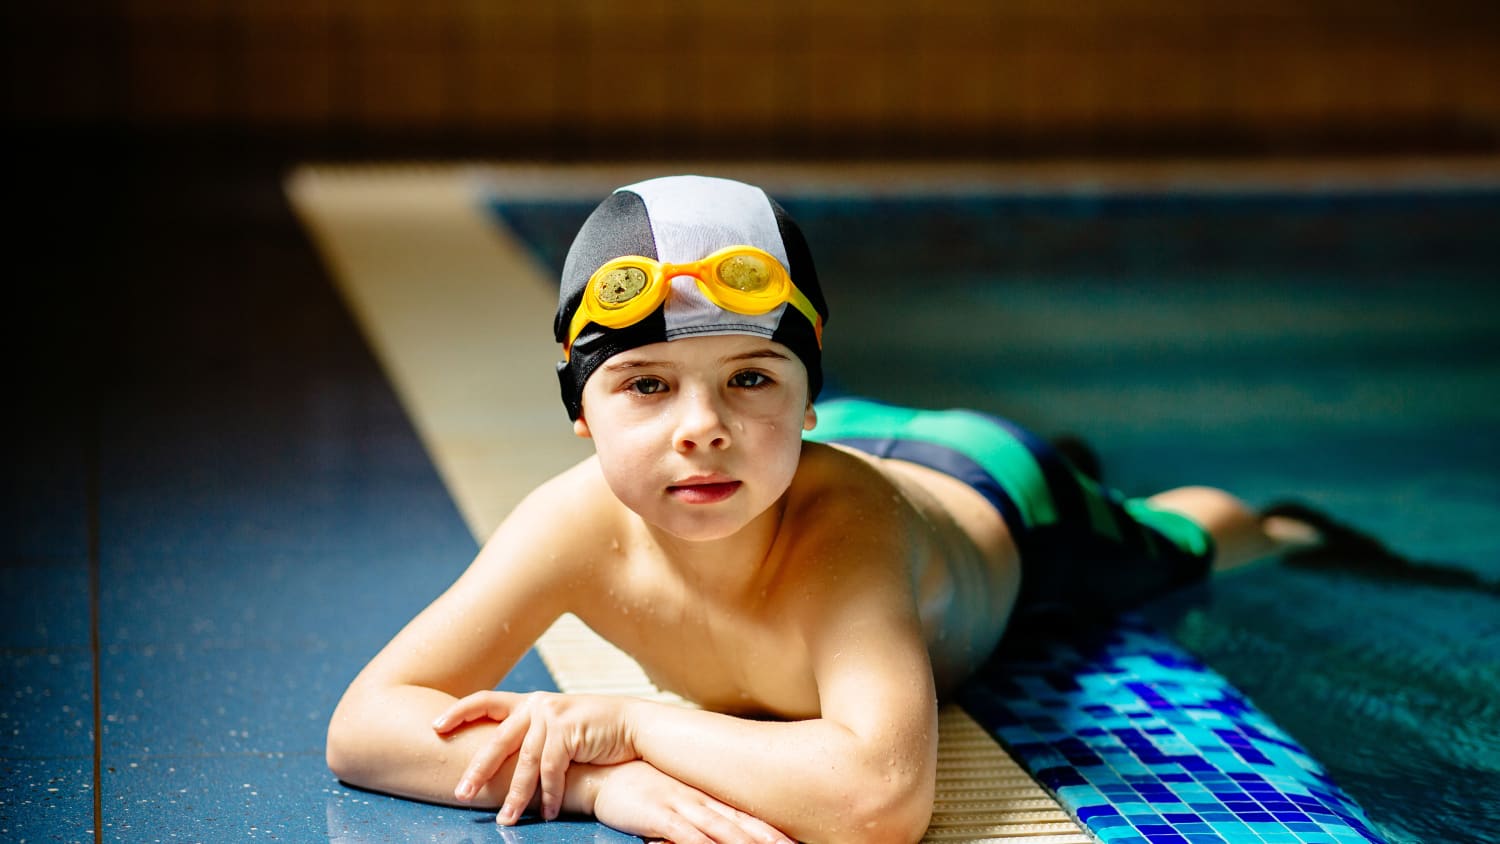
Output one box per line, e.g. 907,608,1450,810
574,334,817,542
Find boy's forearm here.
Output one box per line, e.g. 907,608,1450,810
327,683,537,811
329,686,933,839
626,700,934,843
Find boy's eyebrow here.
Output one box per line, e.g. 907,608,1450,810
601,349,792,371
721,349,793,364
600,358,673,372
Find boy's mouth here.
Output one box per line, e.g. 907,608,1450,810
666,475,742,504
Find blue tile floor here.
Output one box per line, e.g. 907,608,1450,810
3,156,628,842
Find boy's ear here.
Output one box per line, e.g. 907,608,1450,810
573,414,592,439
803,402,817,431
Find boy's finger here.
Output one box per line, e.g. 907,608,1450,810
702,799,791,844
455,713,527,802
661,811,720,844
499,719,546,824
433,691,516,733
682,802,758,844
432,693,480,732
538,728,572,820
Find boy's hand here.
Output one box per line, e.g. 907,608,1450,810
591,761,794,844
432,691,638,824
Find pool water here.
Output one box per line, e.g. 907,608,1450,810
494,187,1500,844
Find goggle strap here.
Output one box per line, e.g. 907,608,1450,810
787,287,824,346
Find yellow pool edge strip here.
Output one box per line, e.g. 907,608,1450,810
286,162,1091,843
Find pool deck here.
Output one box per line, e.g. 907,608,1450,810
5,155,1497,843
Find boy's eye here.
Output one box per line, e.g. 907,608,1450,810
729,371,772,389
627,377,668,395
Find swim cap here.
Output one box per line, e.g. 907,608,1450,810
554,175,829,420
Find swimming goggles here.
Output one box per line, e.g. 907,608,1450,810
564,245,823,357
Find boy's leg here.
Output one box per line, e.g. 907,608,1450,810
1145,486,1319,573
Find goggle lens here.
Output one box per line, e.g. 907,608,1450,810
715,253,775,293
595,265,649,306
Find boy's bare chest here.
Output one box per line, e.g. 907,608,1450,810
578,579,822,719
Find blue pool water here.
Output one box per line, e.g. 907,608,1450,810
494,186,1500,844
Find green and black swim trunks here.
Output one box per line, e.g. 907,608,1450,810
805,397,1214,620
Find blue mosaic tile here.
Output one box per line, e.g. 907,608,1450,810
960,615,1388,844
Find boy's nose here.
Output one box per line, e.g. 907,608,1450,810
674,389,731,453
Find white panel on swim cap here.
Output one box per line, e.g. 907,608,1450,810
616,176,789,342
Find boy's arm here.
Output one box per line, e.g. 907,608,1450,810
332,681,787,842
447,520,940,843
325,468,585,804
335,678,791,842
628,577,939,844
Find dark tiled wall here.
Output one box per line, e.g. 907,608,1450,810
6,2,1499,155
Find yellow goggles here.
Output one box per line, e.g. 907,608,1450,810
564,245,823,356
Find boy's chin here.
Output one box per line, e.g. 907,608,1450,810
644,500,783,544
653,514,757,543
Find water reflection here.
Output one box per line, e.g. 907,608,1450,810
325,791,491,844
325,791,636,843
495,820,634,844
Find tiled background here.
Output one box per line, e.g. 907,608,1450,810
7,4,1500,156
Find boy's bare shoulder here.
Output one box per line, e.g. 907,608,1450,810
789,440,906,515
521,454,620,524
477,455,630,590
781,442,918,573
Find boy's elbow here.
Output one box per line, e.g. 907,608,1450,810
855,788,933,844
325,717,355,782
831,765,933,844
324,704,369,786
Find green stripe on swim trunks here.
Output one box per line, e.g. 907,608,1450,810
806,399,1057,529
1123,499,1214,559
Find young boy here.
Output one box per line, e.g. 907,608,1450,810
326,175,1318,844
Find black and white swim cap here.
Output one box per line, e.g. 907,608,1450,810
554,175,828,420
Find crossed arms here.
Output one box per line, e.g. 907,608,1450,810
326,475,939,843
